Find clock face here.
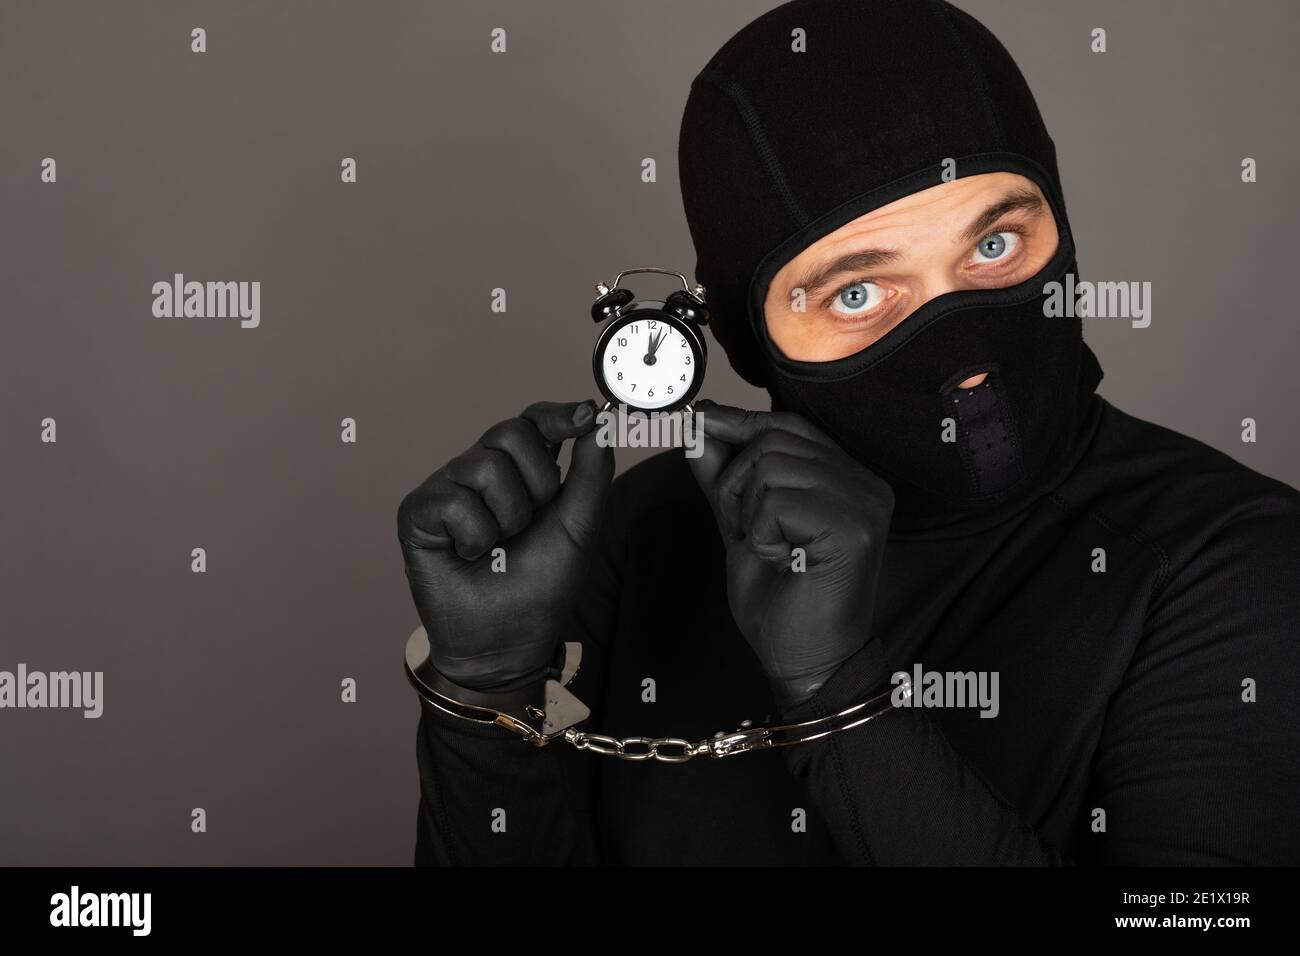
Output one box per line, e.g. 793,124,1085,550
597,313,699,411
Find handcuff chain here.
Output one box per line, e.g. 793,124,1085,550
563,731,703,763
559,676,909,762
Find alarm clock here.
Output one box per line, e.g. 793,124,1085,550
590,268,710,415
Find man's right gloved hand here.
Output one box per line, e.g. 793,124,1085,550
396,399,614,691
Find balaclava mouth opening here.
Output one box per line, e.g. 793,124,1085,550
678,0,1104,533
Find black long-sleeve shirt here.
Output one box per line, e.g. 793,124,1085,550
413,395,1300,865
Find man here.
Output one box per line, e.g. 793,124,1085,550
398,0,1300,865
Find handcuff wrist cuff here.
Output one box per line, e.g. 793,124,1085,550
405,627,910,763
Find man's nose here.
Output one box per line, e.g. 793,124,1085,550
913,274,988,389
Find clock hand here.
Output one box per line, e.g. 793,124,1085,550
645,328,667,366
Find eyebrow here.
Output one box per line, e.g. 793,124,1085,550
795,248,902,301
957,187,1044,244
791,187,1046,301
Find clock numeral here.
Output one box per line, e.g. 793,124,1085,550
617,337,627,346
617,372,623,380
630,384,636,392
684,356,691,365
648,320,657,328
648,389,654,397
610,355,617,364
667,385,673,394
679,374,686,382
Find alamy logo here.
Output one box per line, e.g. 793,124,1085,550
594,406,703,458
1042,273,1151,328
50,886,151,936
891,664,1000,718
151,273,261,328
0,664,103,718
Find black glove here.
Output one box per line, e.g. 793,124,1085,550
688,399,894,710
396,399,614,691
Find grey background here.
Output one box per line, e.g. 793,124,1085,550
1,0,1296,865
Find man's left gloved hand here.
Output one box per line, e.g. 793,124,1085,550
688,399,894,711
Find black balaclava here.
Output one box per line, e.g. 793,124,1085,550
679,0,1104,533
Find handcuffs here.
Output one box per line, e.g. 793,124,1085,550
405,626,909,763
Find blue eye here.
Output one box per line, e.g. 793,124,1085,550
973,231,1018,263
831,280,885,316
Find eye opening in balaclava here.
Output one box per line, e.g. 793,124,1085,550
747,152,1075,384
